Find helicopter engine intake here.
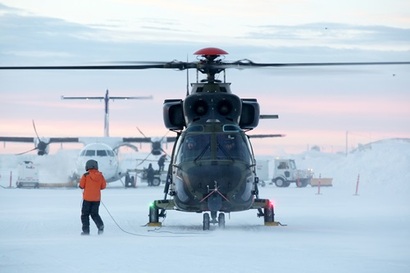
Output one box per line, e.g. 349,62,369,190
183,92,241,125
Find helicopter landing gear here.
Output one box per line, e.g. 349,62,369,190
263,201,276,226
202,212,225,230
210,211,218,224
203,213,210,230
254,199,283,226
148,204,161,227
218,213,225,228
147,200,172,227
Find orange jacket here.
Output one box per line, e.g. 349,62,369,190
79,169,106,201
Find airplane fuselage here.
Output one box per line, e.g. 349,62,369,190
75,143,122,183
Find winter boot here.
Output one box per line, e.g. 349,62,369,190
98,225,104,235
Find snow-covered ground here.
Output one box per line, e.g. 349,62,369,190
0,138,409,273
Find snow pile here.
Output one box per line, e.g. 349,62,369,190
294,138,410,196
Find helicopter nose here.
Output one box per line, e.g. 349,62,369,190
207,194,223,212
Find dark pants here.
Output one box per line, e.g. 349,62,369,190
147,178,154,186
81,200,104,233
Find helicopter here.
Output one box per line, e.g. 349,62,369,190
147,47,410,230
1,47,409,230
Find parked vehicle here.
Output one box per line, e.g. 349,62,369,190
271,159,313,187
16,160,40,188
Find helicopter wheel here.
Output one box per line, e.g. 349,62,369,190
263,202,276,226
218,213,225,229
148,204,161,226
203,213,210,230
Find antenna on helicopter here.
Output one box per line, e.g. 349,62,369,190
186,54,189,96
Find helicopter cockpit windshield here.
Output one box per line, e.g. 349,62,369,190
175,125,253,164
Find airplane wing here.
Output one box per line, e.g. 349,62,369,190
122,137,177,143
0,136,80,155
0,136,79,143
0,137,36,142
61,95,153,100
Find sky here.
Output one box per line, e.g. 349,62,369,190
0,138,409,273
0,0,410,155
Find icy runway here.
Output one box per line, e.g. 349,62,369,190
1,182,409,273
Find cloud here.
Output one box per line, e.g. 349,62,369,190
2,3,410,60
244,23,410,51
1,3,409,154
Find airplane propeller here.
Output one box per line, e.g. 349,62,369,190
0,121,79,156
31,120,50,155
15,147,38,156
13,120,51,156
135,127,174,156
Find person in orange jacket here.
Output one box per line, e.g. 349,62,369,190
79,159,106,235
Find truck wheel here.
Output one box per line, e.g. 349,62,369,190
152,177,161,187
296,179,307,187
274,178,285,187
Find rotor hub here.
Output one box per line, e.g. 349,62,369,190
194,47,228,58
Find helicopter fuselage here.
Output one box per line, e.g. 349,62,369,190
170,122,257,213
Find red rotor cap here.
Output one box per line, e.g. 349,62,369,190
194,47,228,56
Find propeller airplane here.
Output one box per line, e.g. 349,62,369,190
1,90,170,187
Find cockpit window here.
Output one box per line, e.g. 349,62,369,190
216,133,250,162
178,134,211,162
175,132,252,164
81,148,113,157
96,150,107,156
222,124,240,132
186,125,204,132
85,150,95,156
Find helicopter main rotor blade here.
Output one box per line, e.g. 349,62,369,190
1,60,409,71
0,62,196,70
248,134,286,138
260,115,279,119
227,59,410,68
